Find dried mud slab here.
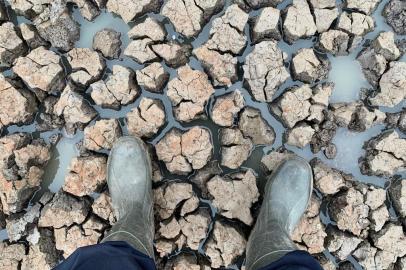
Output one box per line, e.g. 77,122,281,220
211,90,245,127
83,119,122,151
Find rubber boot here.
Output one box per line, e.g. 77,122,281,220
245,157,313,270
102,136,155,259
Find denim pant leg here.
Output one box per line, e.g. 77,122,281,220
259,250,324,270
53,241,156,270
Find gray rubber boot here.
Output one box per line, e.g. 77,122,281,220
245,157,313,270
102,136,155,259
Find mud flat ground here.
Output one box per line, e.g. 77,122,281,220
0,0,406,269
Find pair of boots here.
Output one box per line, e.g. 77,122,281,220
102,137,313,270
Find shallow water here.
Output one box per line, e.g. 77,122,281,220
1,0,405,258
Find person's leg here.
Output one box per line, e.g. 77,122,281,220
54,136,156,270
245,157,323,270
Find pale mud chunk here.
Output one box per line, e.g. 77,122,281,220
251,7,281,43
285,123,315,148
389,179,406,218
180,195,200,216
326,228,362,260
136,62,169,92
239,107,275,145
362,130,406,176
272,85,312,128
70,0,100,21
178,210,211,250
161,0,223,38
282,0,317,44
317,30,350,56
365,186,386,211
309,0,336,8
0,136,50,214
19,23,48,49
353,242,379,270
13,46,65,93
316,254,336,270
92,192,115,224
155,239,176,257
0,22,27,66
372,224,406,265
67,48,106,88
373,31,401,61
162,254,203,270
0,243,26,270
190,160,222,199
369,62,406,107
35,4,80,51
329,187,370,237
205,222,246,268
243,40,289,102
261,148,296,172
90,65,139,109
158,217,181,239
54,85,98,133
127,98,166,138
124,38,159,64
167,65,214,122
106,0,160,23
194,45,238,86
151,41,192,68
207,170,259,225
205,5,248,55
310,158,347,195
345,0,380,15
92,28,121,59
63,155,107,197
383,0,406,35
153,182,194,219
0,75,37,129
291,48,330,83
292,195,327,254
337,12,374,37
37,96,65,132
55,221,102,258
357,48,387,86
128,17,166,41
314,8,339,33
21,228,60,270
211,90,244,127
38,191,91,228
220,128,253,169
369,205,389,232
6,204,41,242
83,119,122,151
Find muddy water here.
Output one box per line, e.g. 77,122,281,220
1,0,405,253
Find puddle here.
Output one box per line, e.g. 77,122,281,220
0,229,8,241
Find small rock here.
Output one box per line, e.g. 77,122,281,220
337,12,374,36
239,107,275,145
39,191,91,229
154,182,194,219
193,45,238,86
93,28,121,59
283,0,317,43
106,0,160,23
83,119,122,151
314,7,339,33
92,192,115,224
151,41,192,68
211,90,245,127
19,23,48,49
291,48,329,83
54,84,98,133
67,48,106,88
220,128,253,169
90,65,139,110
205,222,246,268
126,97,166,138
243,40,289,102
13,46,65,94
0,75,37,129
251,7,281,43
63,155,107,197
383,0,406,35
167,65,214,122
345,0,380,15
207,170,259,225
0,22,27,66
136,62,169,92
324,144,337,159
317,30,350,56
310,158,347,195
285,123,315,148
156,127,213,175
389,179,406,218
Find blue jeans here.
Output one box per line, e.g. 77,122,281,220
54,241,323,270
